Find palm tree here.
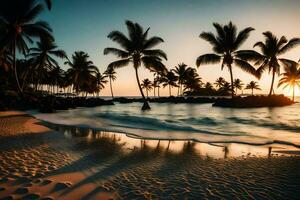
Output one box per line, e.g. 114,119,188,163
95,72,108,97
254,32,300,96
245,81,261,95
65,51,99,95
141,78,153,98
205,82,214,90
28,37,67,91
196,22,260,98
214,77,226,89
278,61,300,102
162,71,178,96
104,67,116,99
233,78,244,95
104,20,167,110
172,63,190,96
0,0,53,93
183,68,202,93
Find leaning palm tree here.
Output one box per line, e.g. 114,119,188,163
278,61,300,102
214,77,226,89
104,20,167,110
233,78,244,95
196,22,260,98
65,51,99,95
245,81,261,95
104,67,117,99
28,37,67,91
141,78,153,98
162,71,178,96
254,32,300,96
0,0,53,93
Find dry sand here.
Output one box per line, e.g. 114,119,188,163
0,111,300,200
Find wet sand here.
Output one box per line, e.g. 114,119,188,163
0,111,300,199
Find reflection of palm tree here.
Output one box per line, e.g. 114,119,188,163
233,78,244,95
104,20,167,110
214,77,226,89
104,67,116,99
162,71,178,96
141,78,153,98
196,22,259,98
0,0,53,93
278,61,300,102
245,81,261,95
254,32,300,96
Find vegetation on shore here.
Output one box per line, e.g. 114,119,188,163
0,0,299,111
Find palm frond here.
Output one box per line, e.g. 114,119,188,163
107,59,131,69
143,49,167,60
103,47,130,58
278,38,300,55
196,54,221,67
234,59,259,78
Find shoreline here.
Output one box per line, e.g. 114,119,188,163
1,111,300,199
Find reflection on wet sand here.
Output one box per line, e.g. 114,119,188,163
46,125,300,199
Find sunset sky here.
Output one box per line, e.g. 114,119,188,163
42,0,300,96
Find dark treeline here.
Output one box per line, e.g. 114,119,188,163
0,0,299,111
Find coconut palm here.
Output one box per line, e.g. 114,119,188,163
205,82,214,90
233,78,244,95
28,37,67,91
172,63,190,96
95,72,108,97
196,22,260,98
214,77,226,89
278,61,300,102
0,0,53,93
183,68,202,93
65,51,99,94
104,20,167,110
141,78,153,98
162,71,178,96
245,81,261,95
104,67,116,99
254,32,300,96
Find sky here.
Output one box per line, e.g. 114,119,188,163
41,0,300,96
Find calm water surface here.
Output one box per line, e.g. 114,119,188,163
30,97,300,157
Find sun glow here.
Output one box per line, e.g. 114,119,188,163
282,85,300,97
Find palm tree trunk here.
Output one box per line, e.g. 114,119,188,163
134,67,150,110
292,85,295,102
153,86,156,98
13,38,22,94
158,86,160,97
177,83,180,96
109,77,114,99
228,65,234,98
146,90,148,98
269,70,275,96
169,85,171,96
252,89,254,96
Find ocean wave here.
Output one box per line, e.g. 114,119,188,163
227,117,300,132
96,113,242,136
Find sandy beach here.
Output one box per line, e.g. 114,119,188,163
0,111,300,200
